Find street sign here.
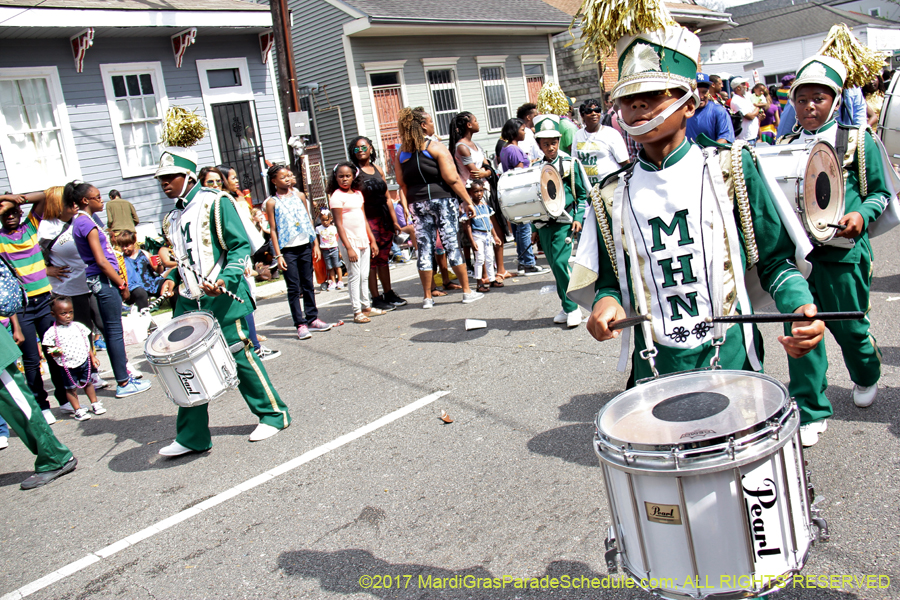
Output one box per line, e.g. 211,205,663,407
700,42,753,65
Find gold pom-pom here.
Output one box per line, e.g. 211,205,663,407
577,0,675,60
161,106,207,148
537,82,570,116
819,23,887,88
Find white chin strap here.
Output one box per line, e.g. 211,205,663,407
617,92,694,136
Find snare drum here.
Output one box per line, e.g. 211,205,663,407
755,141,845,245
144,312,239,408
498,164,564,223
877,72,900,167
595,371,824,600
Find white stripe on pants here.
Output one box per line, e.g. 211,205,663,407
472,230,496,282
340,244,371,313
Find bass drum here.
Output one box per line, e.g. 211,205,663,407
877,71,900,167
498,163,564,223
595,370,825,600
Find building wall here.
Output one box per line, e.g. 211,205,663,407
552,28,605,101
0,34,286,233
287,0,358,172
349,34,556,165
835,0,900,21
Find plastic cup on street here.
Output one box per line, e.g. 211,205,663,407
465,319,487,330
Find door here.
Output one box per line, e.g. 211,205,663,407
370,72,403,181
210,101,266,204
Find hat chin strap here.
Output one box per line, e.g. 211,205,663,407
617,92,694,137
179,173,196,197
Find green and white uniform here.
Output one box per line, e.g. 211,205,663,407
568,139,815,381
782,121,889,423
166,183,290,451
0,326,73,472
534,150,588,314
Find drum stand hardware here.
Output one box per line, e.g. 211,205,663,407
604,526,618,572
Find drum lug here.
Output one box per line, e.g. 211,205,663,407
810,501,830,542
727,436,736,460
604,525,619,572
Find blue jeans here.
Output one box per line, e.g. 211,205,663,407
512,222,536,267
86,274,129,383
17,292,68,410
283,243,318,327
0,413,8,438
246,312,261,351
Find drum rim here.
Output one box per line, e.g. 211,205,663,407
144,310,220,358
540,164,565,217
594,369,790,452
798,140,844,244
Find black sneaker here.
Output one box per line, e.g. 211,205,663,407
372,295,396,312
383,289,408,307
521,265,548,276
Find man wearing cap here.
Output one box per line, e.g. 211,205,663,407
568,25,824,381
778,54,891,446
686,73,734,144
154,148,291,457
533,115,589,328
730,77,760,145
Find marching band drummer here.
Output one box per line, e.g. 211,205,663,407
154,148,291,457
532,115,590,328
779,52,891,446
567,22,826,381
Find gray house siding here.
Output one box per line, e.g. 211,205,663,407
349,34,555,163
289,0,358,171
0,34,286,233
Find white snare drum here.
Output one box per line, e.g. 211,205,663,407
144,312,239,408
498,163,564,223
755,141,845,245
878,72,900,167
595,371,825,600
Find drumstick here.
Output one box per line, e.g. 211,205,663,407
179,262,245,304
825,223,848,231
609,311,864,331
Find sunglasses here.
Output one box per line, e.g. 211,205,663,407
205,179,222,187
582,107,604,114
352,145,370,154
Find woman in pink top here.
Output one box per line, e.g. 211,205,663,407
328,162,383,323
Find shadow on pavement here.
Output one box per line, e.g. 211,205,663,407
0,470,33,488
526,392,618,468
407,317,564,343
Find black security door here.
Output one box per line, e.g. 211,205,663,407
210,101,267,204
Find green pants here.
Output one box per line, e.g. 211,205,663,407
175,317,291,451
0,364,73,472
537,221,578,313
787,242,880,424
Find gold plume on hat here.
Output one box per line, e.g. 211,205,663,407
818,23,886,88
537,82,570,116
161,106,207,148
576,0,675,60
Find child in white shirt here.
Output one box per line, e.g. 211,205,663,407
42,296,104,421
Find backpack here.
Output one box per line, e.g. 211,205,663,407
0,254,26,317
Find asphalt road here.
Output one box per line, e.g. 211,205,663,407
1,235,898,600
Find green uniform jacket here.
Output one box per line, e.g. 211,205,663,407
166,184,254,323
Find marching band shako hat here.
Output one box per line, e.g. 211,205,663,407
790,55,846,102
611,25,701,104
155,147,199,180
533,114,563,139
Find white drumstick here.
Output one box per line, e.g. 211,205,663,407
179,261,245,304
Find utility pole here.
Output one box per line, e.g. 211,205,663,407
269,0,300,139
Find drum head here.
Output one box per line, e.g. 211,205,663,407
540,165,565,217
596,371,788,448
802,141,844,243
146,312,217,356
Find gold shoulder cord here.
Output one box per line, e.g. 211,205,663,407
729,141,760,269
589,183,619,278
214,195,227,250
858,125,867,197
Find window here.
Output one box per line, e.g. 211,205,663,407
520,55,548,104
422,59,460,138
479,66,510,131
100,62,167,178
207,68,241,89
0,67,80,191
870,7,880,17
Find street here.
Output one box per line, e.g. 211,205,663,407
1,235,899,600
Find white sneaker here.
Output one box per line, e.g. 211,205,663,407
249,423,281,442
91,373,109,389
0,436,8,450
422,298,434,309
800,420,828,447
553,310,568,324
566,309,582,328
42,409,56,425
91,402,107,415
462,291,484,304
126,361,144,379
852,383,877,408
159,440,195,456
59,402,75,415
73,408,92,421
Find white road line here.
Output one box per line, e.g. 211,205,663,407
1,390,451,600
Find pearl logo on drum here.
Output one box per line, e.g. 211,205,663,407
175,368,201,396
742,477,783,558
680,428,716,440
644,502,682,525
